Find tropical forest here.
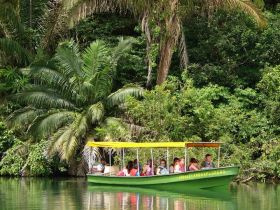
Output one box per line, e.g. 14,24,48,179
0,0,280,186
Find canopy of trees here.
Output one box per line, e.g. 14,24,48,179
0,0,280,181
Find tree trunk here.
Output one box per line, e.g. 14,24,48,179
156,0,180,85
156,37,175,85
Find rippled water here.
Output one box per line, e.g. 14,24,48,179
0,178,279,210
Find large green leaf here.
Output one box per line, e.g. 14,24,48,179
87,102,104,124
55,40,83,77
90,66,114,102
27,111,76,139
107,84,144,107
29,66,81,103
8,107,44,130
0,38,32,65
13,88,76,109
82,40,109,77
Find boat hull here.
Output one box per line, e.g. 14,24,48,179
87,166,239,193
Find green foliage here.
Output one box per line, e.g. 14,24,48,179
125,75,279,180
26,141,52,176
72,14,147,87
9,39,143,163
184,11,280,88
0,121,17,155
0,0,279,180
258,65,280,128
126,82,187,140
0,140,53,176
0,67,29,95
0,141,25,176
95,117,131,141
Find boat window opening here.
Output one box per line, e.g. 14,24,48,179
136,149,140,176
218,146,221,168
184,147,187,172
150,148,154,176
166,148,169,172
122,148,125,171
109,149,112,176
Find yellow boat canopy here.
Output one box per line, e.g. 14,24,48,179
86,141,222,148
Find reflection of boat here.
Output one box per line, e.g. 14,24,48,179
87,185,236,210
86,142,239,192
87,184,233,201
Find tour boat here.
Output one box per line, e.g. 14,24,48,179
86,141,239,192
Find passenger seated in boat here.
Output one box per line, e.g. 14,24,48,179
96,158,106,173
174,158,181,173
142,159,153,176
179,158,186,172
117,161,131,176
201,154,215,169
169,164,174,174
188,158,199,171
133,159,142,174
130,164,139,176
156,159,169,175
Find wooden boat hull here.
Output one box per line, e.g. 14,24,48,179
87,166,239,193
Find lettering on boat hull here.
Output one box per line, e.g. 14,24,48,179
178,170,227,181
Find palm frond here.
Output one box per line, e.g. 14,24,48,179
73,113,88,138
30,66,67,86
90,66,114,102
29,66,80,102
87,102,104,124
48,126,74,160
178,29,189,69
211,0,266,27
83,145,101,168
111,37,134,65
107,84,144,107
64,0,119,27
27,111,76,139
0,38,32,66
38,1,68,52
62,135,79,161
48,113,89,161
55,40,83,77
13,88,76,109
82,40,109,77
8,107,44,129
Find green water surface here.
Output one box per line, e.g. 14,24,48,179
0,178,279,210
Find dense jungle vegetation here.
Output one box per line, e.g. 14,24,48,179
0,0,280,182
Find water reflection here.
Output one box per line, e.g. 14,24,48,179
87,186,235,210
0,178,279,210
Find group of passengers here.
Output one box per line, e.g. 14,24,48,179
115,154,215,176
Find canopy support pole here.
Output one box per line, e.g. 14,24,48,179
166,148,169,169
184,147,187,172
122,148,125,169
150,148,154,175
136,149,140,175
109,149,112,176
218,146,221,168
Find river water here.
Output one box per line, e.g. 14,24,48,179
0,178,279,210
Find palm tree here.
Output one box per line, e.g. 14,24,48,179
9,38,143,163
47,0,265,85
